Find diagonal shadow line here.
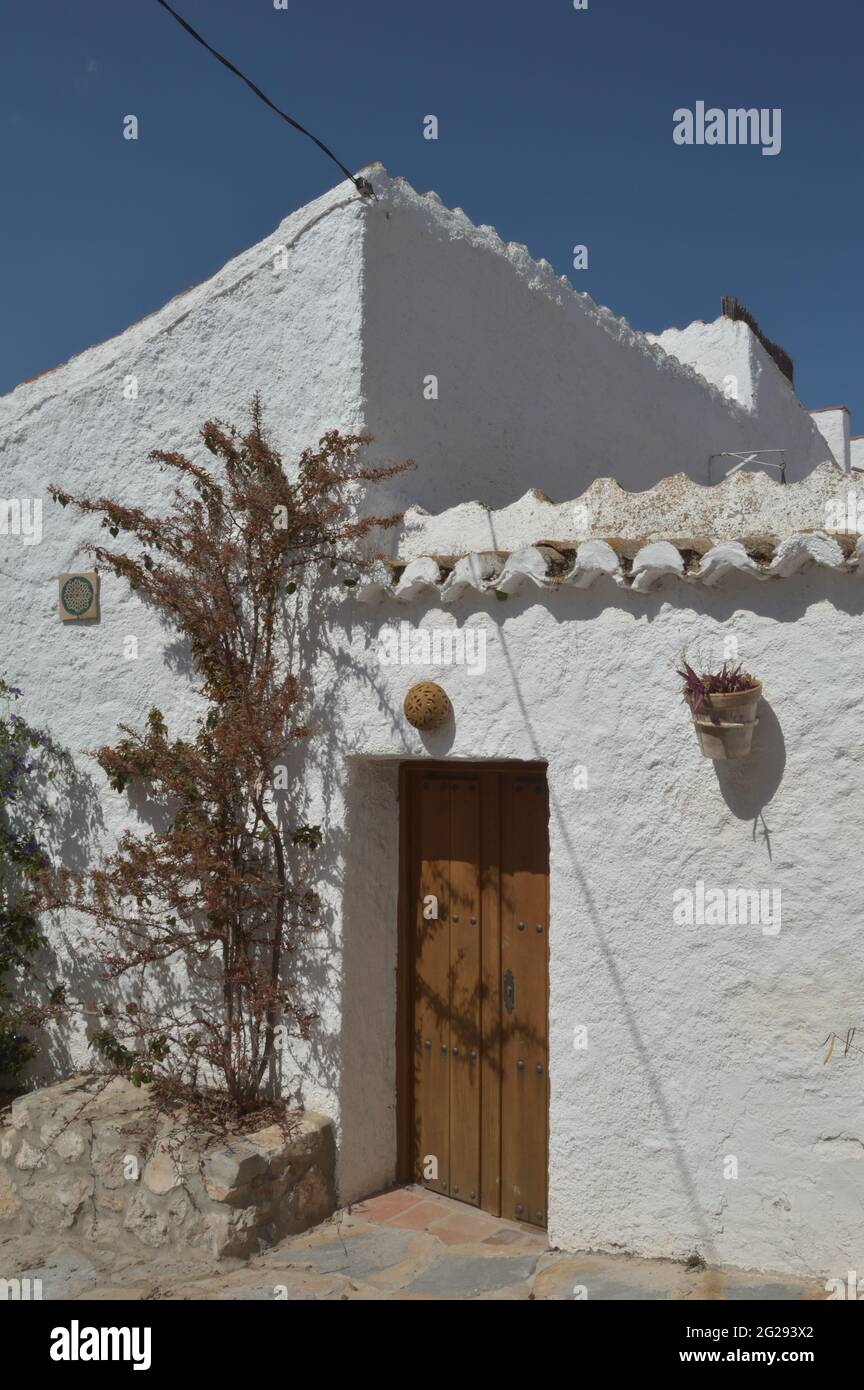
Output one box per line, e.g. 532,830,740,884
483,511,718,1263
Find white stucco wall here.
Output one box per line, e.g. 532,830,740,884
647,318,760,410
0,175,368,1077
4,522,862,1277
0,174,367,554
646,317,827,483
1,165,837,538
320,567,864,1279
361,171,830,510
810,407,851,473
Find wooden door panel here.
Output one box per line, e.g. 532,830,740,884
479,767,503,1216
448,776,481,1205
413,776,450,1191
406,764,548,1224
500,774,549,1225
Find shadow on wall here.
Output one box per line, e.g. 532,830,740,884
713,698,785,860
285,569,470,1201
24,756,104,1085
274,571,415,1198
336,759,400,1203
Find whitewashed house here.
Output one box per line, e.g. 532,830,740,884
1,167,862,1279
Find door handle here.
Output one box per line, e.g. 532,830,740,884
503,968,515,1015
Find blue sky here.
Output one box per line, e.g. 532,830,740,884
2,0,860,427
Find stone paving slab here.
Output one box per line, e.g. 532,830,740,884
404,1253,540,1298
15,1245,104,1301
0,1183,829,1301
261,1225,419,1278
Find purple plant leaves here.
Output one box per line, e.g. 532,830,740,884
678,660,757,714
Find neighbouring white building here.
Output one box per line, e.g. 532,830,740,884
1,166,862,1280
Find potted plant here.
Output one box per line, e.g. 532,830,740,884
678,659,762,761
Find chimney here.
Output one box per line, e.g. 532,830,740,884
809,406,851,472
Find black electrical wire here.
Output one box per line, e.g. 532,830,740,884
153,0,374,196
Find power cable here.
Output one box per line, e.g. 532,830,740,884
153,0,374,197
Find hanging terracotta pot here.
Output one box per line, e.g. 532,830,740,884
688,681,762,761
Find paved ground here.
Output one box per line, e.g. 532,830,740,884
0,1185,827,1301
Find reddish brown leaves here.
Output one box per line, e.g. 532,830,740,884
48,400,411,1115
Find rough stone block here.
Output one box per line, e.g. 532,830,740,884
15,1140,49,1172
0,1076,336,1260
0,1167,22,1221
203,1139,268,1201
142,1142,184,1196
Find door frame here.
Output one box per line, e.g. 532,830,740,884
395,760,549,1217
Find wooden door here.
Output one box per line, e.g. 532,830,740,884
401,764,549,1225
499,771,549,1225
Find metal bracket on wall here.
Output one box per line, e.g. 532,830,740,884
708,449,787,484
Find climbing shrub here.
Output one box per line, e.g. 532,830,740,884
48,397,410,1116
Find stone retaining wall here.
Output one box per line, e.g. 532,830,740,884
0,1076,336,1259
